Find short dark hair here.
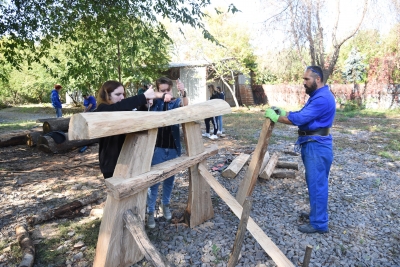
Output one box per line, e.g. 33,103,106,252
156,77,173,91
55,84,62,89
306,66,324,81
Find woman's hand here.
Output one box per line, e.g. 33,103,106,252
177,79,185,96
144,86,156,99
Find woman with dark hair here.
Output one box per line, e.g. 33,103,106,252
96,80,171,179
202,84,219,140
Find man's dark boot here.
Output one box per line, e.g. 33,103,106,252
298,224,329,234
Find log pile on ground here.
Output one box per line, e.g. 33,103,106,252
3,117,99,153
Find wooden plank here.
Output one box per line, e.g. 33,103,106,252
182,122,214,228
271,169,296,179
227,197,253,267
93,130,157,267
258,151,270,175
198,163,294,267
68,99,231,140
221,153,250,178
123,209,172,267
106,145,219,200
259,152,280,179
236,119,275,206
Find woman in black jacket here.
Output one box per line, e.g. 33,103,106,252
95,80,171,178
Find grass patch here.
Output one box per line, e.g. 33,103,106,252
0,120,38,132
33,218,101,265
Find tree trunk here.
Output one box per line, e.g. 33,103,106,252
37,135,98,153
0,128,42,148
26,131,43,147
42,118,71,133
15,224,35,267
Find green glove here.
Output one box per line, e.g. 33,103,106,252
271,106,287,116
264,108,279,122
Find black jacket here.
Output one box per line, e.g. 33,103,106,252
95,94,147,175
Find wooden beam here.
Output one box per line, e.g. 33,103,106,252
302,245,313,267
94,130,157,267
68,99,231,140
123,209,172,267
235,119,275,206
182,122,214,228
198,163,294,267
221,153,250,178
258,151,270,175
105,145,219,200
43,118,71,133
227,197,253,267
259,152,280,179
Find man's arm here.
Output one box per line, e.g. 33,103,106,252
277,115,293,125
84,103,93,112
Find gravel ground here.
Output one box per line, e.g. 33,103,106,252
1,108,399,267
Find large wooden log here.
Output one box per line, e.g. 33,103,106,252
197,163,294,267
43,118,71,133
221,153,250,178
15,224,35,267
0,128,42,148
106,145,218,200
68,99,231,140
37,135,98,153
236,119,275,206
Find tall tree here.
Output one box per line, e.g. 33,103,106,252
262,0,368,83
0,0,222,80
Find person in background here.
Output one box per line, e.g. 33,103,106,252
51,84,63,118
202,84,220,140
83,94,97,112
147,77,188,229
138,83,149,95
95,80,170,179
216,86,225,135
264,66,336,234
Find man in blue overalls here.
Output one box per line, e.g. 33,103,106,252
265,65,336,234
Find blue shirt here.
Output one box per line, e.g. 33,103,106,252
151,98,183,156
287,85,336,145
51,89,62,108
84,96,97,111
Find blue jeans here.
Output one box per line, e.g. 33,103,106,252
217,116,223,132
55,108,62,118
147,147,178,213
301,141,333,231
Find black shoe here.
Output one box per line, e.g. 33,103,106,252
300,212,309,220
298,224,329,234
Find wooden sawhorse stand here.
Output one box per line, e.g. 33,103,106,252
68,99,294,267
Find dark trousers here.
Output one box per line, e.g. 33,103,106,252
204,117,218,135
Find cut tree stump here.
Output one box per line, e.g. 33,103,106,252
259,152,280,179
271,169,296,179
15,224,35,267
0,128,42,148
42,118,71,133
37,135,98,153
221,153,250,178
